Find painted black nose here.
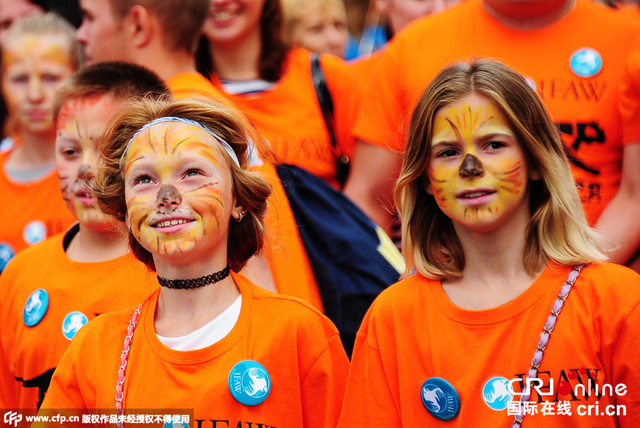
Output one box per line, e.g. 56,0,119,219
78,164,94,180
459,154,484,178
156,184,182,208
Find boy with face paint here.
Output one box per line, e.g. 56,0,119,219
338,58,640,427
344,0,640,271
0,61,170,409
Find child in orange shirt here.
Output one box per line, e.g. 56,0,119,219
338,59,640,427
0,61,169,409
40,97,349,426
0,13,81,271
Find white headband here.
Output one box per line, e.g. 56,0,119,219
121,116,241,167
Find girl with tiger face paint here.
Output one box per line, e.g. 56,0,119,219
337,59,640,428
395,58,606,280
41,99,351,421
124,120,241,268
426,92,536,234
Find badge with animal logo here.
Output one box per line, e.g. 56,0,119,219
228,360,271,406
420,377,460,420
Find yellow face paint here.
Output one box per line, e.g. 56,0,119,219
1,33,75,135
124,121,236,259
427,92,531,232
56,95,122,230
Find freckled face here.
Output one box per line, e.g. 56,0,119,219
124,122,237,262
56,95,123,230
426,92,533,232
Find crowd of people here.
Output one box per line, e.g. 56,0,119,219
1,0,640,426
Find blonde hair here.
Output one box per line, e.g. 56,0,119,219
281,0,347,42
94,97,272,273
395,58,607,280
2,12,83,70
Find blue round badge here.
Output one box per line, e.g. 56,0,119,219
23,289,49,327
162,422,189,428
482,376,513,411
62,311,88,340
228,360,271,406
420,377,460,421
23,220,47,246
570,48,603,78
0,242,15,273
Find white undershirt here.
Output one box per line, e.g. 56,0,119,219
157,296,242,351
220,79,275,95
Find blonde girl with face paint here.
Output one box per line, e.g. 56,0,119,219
338,59,640,427
39,97,350,426
0,12,81,270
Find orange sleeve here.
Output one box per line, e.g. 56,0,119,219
620,33,640,145
37,335,85,410
321,53,361,160
337,299,401,427
351,44,409,152
301,333,351,427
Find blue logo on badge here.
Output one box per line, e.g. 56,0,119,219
0,243,14,272
162,422,189,428
23,289,49,327
23,220,47,246
570,48,603,78
62,311,88,340
420,377,460,421
483,376,513,411
228,360,271,406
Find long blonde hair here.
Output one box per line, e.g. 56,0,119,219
395,58,607,280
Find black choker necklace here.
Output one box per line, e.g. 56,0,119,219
157,265,230,289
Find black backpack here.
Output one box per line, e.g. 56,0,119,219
276,164,404,356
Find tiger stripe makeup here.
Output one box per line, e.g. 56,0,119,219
124,121,237,260
427,93,531,232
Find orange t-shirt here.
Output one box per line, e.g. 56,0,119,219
212,47,359,189
166,71,323,311
338,262,640,427
353,0,640,225
40,272,349,427
0,151,76,272
0,227,158,409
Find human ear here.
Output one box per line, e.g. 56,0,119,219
231,196,246,222
529,164,542,181
424,174,434,195
127,5,153,49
